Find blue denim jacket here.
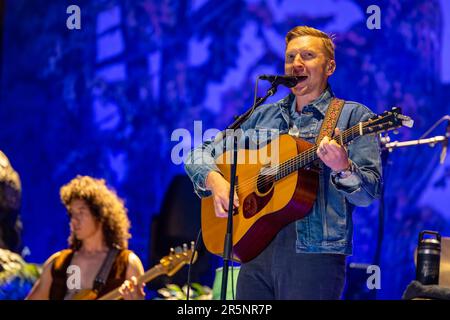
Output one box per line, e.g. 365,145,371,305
184,86,382,255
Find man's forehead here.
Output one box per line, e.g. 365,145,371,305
286,35,324,52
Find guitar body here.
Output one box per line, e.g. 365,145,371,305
201,134,319,263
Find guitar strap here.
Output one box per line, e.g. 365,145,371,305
93,247,120,293
315,97,345,144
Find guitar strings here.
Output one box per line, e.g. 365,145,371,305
235,117,387,193
235,126,359,193
233,124,367,194
238,126,359,190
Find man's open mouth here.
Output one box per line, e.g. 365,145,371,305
294,75,308,83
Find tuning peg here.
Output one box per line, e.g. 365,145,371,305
183,243,188,252
379,133,390,145
170,247,175,255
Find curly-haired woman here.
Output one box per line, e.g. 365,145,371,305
26,175,145,300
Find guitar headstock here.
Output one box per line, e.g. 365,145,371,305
159,242,198,277
362,107,414,136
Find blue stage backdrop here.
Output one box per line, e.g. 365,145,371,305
1,0,450,299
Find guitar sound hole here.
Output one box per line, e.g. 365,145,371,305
256,174,274,194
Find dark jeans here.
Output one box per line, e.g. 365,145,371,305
236,221,346,300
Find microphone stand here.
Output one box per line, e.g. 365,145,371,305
383,116,450,158
219,79,280,300
374,135,390,267
371,134,392,300
383,135,446,151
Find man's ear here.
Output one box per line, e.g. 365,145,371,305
326,60,336,76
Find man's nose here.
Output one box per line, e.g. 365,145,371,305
293,54,305,68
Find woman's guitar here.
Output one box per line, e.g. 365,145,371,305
201,107,413,263
71,242,197,300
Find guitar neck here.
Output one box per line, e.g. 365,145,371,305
98,265,165,300
275,123,364,180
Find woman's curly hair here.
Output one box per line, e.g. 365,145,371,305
60,175,131,250
0,150,22,252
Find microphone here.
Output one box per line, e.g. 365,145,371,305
259,75,307,88
440,117,450,164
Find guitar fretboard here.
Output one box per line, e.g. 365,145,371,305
98,265,165,300
274,123,364,181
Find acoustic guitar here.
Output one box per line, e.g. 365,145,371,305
71,242,197,300
201,107,413,263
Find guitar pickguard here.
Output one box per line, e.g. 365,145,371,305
242,188,274,219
